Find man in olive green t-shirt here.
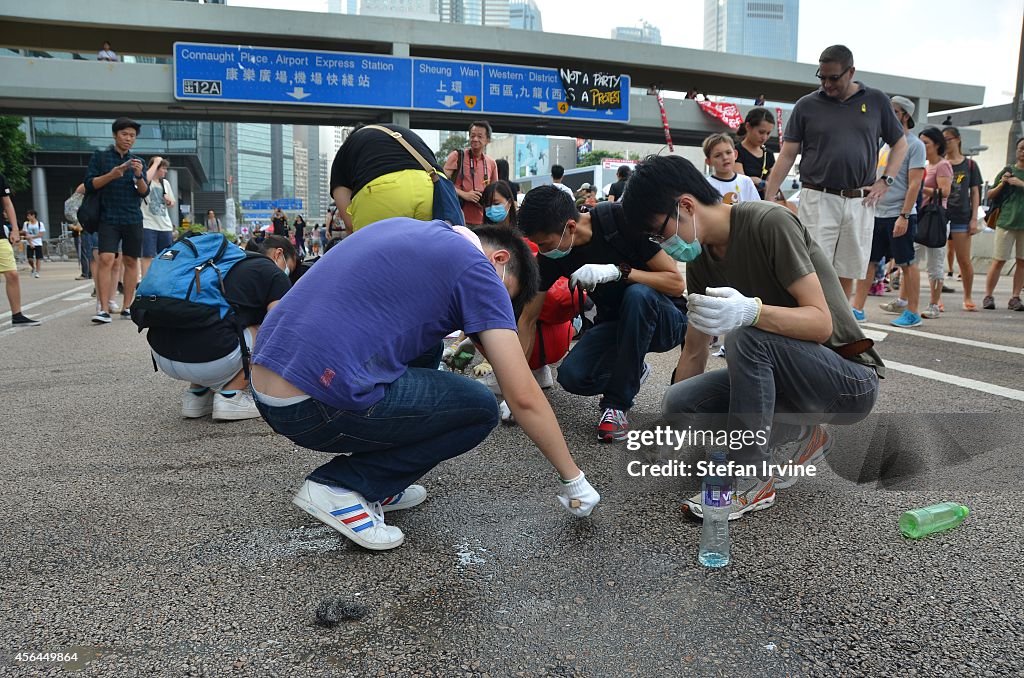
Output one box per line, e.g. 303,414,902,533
622,155,884,521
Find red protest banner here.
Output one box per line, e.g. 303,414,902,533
697,101,744,130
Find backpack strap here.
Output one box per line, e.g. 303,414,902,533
592,202,639,263
362,125,440,184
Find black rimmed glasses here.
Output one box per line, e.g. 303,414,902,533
815,66,851,83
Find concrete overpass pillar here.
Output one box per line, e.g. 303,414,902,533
392,42,411,127
166,169,180,228
31,167,50,232
914,96,930,130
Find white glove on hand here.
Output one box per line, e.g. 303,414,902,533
569,264,620,292
472,361,493,377
556,472,600,517
498,399,515,424
687,286,760,336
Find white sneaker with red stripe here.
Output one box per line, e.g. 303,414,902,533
292,479,404,550
380,484,427,513
683,475,776,521
771,425,833,489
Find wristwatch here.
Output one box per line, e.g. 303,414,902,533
881,175,895,186
898,212,911,220
616,263,632,281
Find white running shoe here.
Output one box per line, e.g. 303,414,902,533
683,475,776,521
181,388,214,418
379,485,427,512
771,425,833,489
532,364,553,389
212,390,261,421
292,479,404,550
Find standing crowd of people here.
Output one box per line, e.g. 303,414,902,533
3,44,1022,553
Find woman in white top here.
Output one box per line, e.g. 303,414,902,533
22,210,46,278
97,42,118,62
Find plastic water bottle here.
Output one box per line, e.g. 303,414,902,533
699,451,732,568
899,502,969,539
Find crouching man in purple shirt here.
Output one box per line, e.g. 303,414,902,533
250,218,600,551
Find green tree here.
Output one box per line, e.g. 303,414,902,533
0,116,34,193
437,133,467,165
578,150,627,167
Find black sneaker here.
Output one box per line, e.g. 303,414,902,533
11,313,40,327
120,310,132,319
91,311,112,324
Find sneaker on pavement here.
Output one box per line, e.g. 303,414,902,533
108,300,119,313
920,304,941,319
869,281,885,296
890,309,922,328
712,346,727,358
91,311,112,324
771,425,833,489
212,390,261,421
982,295,995,310
879,299,908,314
640,361,652,386
597,407,629,442
181,388,214,418
683,475,776,521
292,479,404,550
533,364,554,389
120,310,132,319
11,313,40,327
1010,297,1024,311
941,284,955,293
380,485,427,512
851,308,866,323
32,271,39,278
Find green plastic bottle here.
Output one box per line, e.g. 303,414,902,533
899,502,969,539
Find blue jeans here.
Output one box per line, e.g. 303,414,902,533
557,284,686,411
255,346,496,501
663,326,879,471
79,231,95,277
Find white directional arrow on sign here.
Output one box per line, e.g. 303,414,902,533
534,102,552,114
287,87,311,100
438,95,459,108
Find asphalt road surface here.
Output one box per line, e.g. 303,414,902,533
2,261,1023,677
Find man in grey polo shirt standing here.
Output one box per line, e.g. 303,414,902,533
764,45,907,298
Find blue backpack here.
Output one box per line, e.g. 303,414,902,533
131,232,248,333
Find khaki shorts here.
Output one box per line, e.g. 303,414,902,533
993,227,1024,261
0,238,15,273
798,189,875,279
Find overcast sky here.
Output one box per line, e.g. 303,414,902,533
228,0,1022,108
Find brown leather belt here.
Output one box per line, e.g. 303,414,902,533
802,183,867,199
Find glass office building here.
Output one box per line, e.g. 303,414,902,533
703,0,799,62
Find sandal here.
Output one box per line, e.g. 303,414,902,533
962,301,977,312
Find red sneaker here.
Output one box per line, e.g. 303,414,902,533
597,408,629,442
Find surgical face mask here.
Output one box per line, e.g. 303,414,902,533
485,204,509,223
540,222,574,259
283,263,291,277
660,205,702,263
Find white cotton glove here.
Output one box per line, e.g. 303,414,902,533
472,361,493,377
568,264,621,292
686,286,760,336
498,399,515,424
556,472,600,517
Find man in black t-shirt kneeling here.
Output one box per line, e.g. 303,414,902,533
517,186,687,442
147,235,296,422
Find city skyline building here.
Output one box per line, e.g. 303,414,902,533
703,0,799,62
439,0,510,27
611,21,661,45
508,0,542,30
360,0,439,22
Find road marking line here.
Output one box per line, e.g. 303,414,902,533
0,301,95,338
0,283,93,321
863,322,1024,357
862,329,888,343
885,360,1024,402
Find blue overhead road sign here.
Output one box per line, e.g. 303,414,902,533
412,58,483,113
174,43,629,122
174,42,412,109
481,63,630,123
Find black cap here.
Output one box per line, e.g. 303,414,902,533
112,117,141,134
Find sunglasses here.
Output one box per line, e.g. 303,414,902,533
815,66,851,83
